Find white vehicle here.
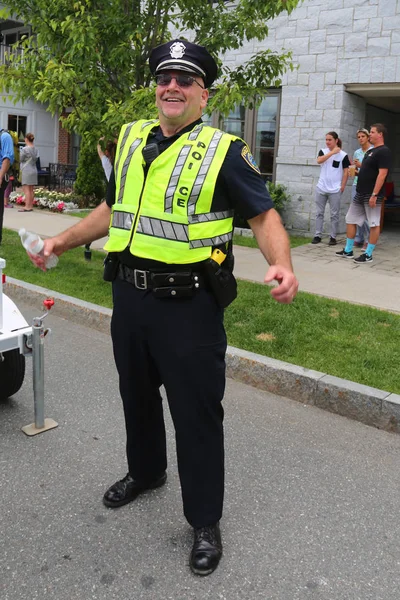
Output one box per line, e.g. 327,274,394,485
0,257,57,435
0,257,31,401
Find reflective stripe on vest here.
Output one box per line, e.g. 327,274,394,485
105,120,238,263
188,129,223,216
111,210,135,230
114,121,136,178
117,138,142,204
111,209,234,239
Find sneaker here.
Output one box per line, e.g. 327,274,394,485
354,253,373,263
335,248,354,258
328,237,337,246
311,236,321,244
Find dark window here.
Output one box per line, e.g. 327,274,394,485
8,114,27,145
214,90,281,182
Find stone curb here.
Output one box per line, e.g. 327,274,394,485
5,277,400,434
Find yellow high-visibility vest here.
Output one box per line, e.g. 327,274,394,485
104,120,238,264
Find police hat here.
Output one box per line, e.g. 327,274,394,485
149,39,218,89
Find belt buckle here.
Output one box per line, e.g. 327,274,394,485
133,269,148,290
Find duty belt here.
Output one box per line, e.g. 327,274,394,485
117,263,206,298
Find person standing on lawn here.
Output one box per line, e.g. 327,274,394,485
26,39,298,576
0,128,14,245
3,178,13,208
96,137,116,183
336,123,391,264
312,131,350,246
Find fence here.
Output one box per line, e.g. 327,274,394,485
48,163,78,191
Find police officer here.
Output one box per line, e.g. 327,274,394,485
39,39,298,576
0,128,14,245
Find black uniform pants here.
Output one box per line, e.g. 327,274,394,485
111,277,227,528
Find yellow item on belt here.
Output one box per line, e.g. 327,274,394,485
211,248,226,265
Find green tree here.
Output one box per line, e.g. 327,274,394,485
0,0,300,140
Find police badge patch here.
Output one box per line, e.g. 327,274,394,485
241,145,261,174
170,41,186,58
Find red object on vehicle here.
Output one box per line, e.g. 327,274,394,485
43,298,55,310
1,273,5,284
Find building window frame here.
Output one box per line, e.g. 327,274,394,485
7,114,28,146
209,89,281,182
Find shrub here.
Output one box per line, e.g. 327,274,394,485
74,136,107,204
266,181,291,215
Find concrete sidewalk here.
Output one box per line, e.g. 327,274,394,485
4,207,400,313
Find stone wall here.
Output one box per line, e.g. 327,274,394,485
223,0,400,233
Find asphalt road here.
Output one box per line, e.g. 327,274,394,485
1,301,400,600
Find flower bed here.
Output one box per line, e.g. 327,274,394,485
9,188,80,213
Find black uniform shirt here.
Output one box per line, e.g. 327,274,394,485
356,145,391,197
106,118,274,268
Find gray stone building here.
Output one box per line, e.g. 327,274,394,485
216,0,400,235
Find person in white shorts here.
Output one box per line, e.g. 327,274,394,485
336,123,391,264
312,131,350,246
352,129,373,249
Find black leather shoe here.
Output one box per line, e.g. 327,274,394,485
190,523,222,576
103,472,167,508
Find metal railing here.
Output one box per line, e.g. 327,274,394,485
0,43,23,65
48,163,78,191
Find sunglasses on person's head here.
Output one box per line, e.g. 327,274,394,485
155,73,205,89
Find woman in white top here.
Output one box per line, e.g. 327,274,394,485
96,138,116,182
312,131,350,246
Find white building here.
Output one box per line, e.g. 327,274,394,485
0,12,77,169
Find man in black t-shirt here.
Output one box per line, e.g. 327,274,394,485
336,123,391,264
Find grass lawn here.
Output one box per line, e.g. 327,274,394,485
233,233,312,249
66,210,93,218
1,229,112,308
2,228,400,393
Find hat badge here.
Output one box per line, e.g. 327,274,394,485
170,41,186,59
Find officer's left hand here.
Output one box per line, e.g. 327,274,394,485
264,265,299,304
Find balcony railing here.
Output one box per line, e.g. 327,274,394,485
0,43,23,65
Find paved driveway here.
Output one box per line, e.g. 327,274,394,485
1,303,400,599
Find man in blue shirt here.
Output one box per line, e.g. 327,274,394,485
0,129,15,245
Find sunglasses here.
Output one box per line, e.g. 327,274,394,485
155,73,204,89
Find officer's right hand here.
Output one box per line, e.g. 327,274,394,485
24,237,60,271
43,236,64,258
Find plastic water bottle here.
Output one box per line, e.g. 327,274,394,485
19,228,59,269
